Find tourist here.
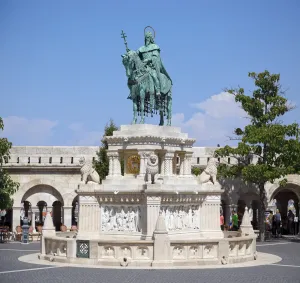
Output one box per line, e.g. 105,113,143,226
274,209,282,237
232,210,239,231
268,211,273,235
287,210,294,235
294,214,299,235
220,212,224,231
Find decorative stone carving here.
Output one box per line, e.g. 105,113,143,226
137,247,148,258
126,155,140,174
160,205,199,231
101,206,141,232
198,157,218,184
189,246,199,258
145,153,159,184
79,157,100,184
239,206,255,236
104,246,115,258
173,246,184,258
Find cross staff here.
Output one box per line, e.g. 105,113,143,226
121,30,130,52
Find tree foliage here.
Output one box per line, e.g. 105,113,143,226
94,119,124,182
215,71,300,240
0,117,19,209
191,167,203,176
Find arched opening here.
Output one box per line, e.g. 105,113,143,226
272,186,299,235
16,184,64,231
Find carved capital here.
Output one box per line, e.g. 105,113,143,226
165,152,175,159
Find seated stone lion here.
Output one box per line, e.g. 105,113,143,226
79,157,100,184
198,157,218,185
145,153,159,184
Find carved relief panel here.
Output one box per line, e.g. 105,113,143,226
101,205,141,232
160,205,200,231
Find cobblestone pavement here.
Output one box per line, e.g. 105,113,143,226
0,240,300,283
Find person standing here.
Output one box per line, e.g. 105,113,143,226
220,212,224,231
287,210,294,235
275,209,282,237
294,214,298,235
232,210,239,231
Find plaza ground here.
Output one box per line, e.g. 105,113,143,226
0,239,300,283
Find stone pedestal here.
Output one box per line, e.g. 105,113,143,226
77,195,101,239
199,194,223,238
152,212,172,266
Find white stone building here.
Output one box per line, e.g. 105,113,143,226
2,145,300,232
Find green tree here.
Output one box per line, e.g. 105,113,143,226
94,119,124,182
191,167,203,176
0,117,19,209
215,71,300,241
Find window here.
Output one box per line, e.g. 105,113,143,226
218,157,220,162
17,157,19,163
60,157,63,164
228,158,231,164
207,157,210,162
176,156,179,164
197,157,199,164
49,157,52,164
71,157,74,164
28,157,30,164
93,157,95,162
4,156,8,163
38,157,41,164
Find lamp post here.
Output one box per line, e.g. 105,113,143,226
22,217,30,244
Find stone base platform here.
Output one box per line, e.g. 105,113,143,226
20,251,281,269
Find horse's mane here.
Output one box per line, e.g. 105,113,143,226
130,51,144,72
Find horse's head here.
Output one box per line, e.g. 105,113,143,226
122,50,136,78
122,50,144,79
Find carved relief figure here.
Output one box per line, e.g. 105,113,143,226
145,153,159,184
198,157,219,184
160,205,199,231
79,157,100,184
101,206,141,232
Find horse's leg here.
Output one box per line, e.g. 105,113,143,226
167,93,172,126
139,88,145,124
132,99,137,124
159,110,164,126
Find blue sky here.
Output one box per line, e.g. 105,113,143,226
1,0,299,146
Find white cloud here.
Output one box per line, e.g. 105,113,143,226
0,116,58,145
68,123,102,146
173,92,248,146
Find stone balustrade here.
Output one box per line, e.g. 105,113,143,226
40,234,256,266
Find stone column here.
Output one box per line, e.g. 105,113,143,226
77,195,101,239
163,152,175,177
199,195,223,238
112,152,121,177
63,206,73,228
179,153,185,176
31,206,39,229
183,153,193,176
138,151,149,178
159,152,165,175
12,206,21,231
107,152,114,177
145,196,161,237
